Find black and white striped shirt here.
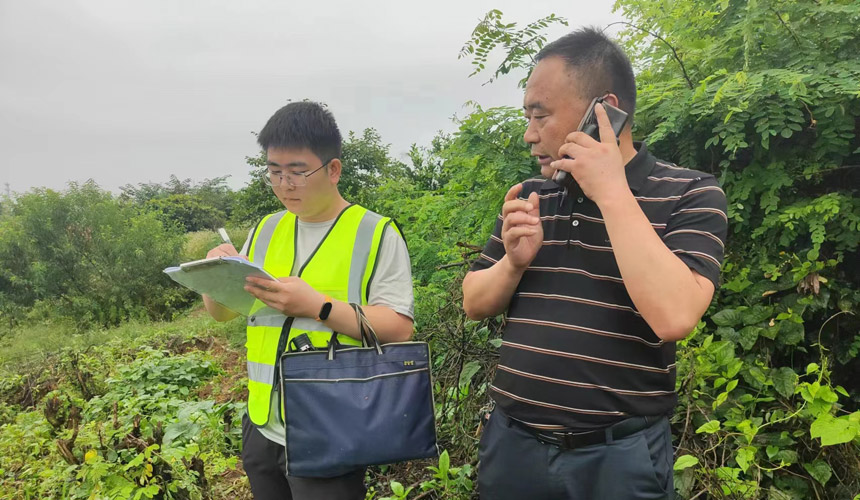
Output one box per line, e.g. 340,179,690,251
471,142,728,430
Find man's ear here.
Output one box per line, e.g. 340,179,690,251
602,93,632,131
327,158,343,184
602,93,621,109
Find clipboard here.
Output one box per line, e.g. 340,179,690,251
164,256,276,315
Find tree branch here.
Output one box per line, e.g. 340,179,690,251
605,21,694,89
819,164,859,173
456,242,483,252
772,8,802,47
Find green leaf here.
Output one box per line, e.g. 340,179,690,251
760,324,779,340
803,460,832,486
717,326,740,345
768,487,793,500
437,450,450,477
725,359,743,379
746,366,768,388
391,481,404,496
774,449,798,464
696,420,721,434
711,341,736,367
741,305,772,325
801,381,820,402
810,413,859,446
124,453,146,470
735,446,756,473
736,419,758,442
488,338,503,348
712,309,743,327
806,363,819,375
772,367,798,399
674,455,699,471
778,321,804,345
459,360,482,388
737,326,760,351
714,466,740,481
713,391,728,409
816,385,839,403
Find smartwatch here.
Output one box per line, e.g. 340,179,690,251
317,295,333,321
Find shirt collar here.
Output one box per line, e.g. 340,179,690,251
540,141,654,194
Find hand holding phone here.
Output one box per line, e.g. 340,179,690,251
552,97,628,191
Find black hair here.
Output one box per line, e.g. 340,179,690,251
535,27,636,116
257,101,342,161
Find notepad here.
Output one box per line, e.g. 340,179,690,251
164,256,277,315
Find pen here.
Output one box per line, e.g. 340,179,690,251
217,228,233,247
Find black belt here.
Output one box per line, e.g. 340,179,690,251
512,414,661,450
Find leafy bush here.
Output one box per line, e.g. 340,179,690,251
121,176,236,232
0,314,248,500
0,182,194,330
145,194,226,233
612,0,860,497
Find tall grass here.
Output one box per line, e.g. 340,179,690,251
182,227,251,261
0,309,245,370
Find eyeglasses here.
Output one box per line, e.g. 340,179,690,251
263,159,332,187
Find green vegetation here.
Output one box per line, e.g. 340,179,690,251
0,313,250,499
0,1,857,498
0,182,193,329
614,0,860,497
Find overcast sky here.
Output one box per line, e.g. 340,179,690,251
0,0,624,194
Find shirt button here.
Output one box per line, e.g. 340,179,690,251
577,197,584,203
572,220,580,227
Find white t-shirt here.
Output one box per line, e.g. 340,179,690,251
239,214,414,444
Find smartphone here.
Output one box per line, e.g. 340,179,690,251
552,97,629,191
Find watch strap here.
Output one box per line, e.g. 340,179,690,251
317,295,333,321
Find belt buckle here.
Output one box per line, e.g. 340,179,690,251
553,430,603,450
559,432,578,450
551,429,593,450
536,432,564,449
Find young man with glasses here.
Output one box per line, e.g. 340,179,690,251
203,101,414,500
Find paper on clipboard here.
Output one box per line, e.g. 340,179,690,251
164,256,276,315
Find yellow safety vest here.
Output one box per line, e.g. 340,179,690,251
245,204,395,426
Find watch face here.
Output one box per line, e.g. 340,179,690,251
319,301,333,320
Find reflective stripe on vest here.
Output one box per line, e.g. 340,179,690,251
244,205,390,426
247,360,275,384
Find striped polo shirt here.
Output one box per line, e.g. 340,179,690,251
471,142,728,430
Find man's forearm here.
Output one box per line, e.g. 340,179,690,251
203,294,240,322
462,255,525,320
321,301,413,344
600,191,711,340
